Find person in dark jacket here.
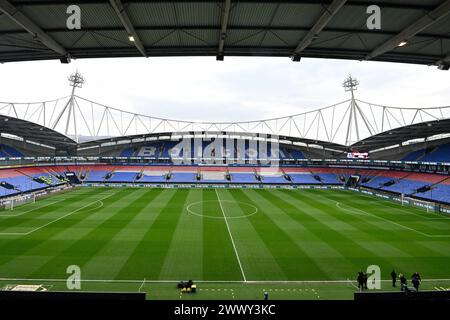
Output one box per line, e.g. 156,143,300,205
391,270,397,287
411,272,421,281
363,272,368,290
411,274,421,291
399,273,407,291
357,271,364,291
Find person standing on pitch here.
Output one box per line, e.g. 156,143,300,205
399,273,407,291
411,274,421,291
363,272,368,290
357,271,364,291
263,292,269,300
391,270,397,287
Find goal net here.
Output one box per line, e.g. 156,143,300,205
403,195,437,213
2,194,36,210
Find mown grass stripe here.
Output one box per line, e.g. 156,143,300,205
115,189,189,280
229,189,328,280
28,189,163,279
249,189,356,279
218,188,287,281
2,188,133,279
0,188,111,264
202,189,244,281
82,189,172,280
284,189,449,278
158,189,203,280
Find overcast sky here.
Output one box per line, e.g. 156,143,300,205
0,57,449,123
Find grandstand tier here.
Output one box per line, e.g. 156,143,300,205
402,143,450,162
119,140,306,161
0,144,23,158
3,164,449,205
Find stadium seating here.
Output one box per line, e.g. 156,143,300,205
107,171,139,183
120,148,134,157
138,174,167,183
402,149,424,161
3,163,450,204
289,173,321,184
402,143,450,162
421,143,450,162
280,147,304,160
85,170,109,182
316,173,340,184
261,175,289,184
169,172,198,183
382,179,428,195
230,173,258,183
119,140,306,162
358,171,450,203
416,183,450,203
202,171,228,183
0,166,66,197
0,144,23,157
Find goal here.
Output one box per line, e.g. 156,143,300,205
2,194,36,210
403,195,438,213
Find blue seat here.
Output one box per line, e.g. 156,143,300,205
108,172,137,182
261,176,289,184
230,173,257,183
169,173,197,183
85,171,109,182
289,174,320,184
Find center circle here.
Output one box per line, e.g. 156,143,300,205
186,200,258,219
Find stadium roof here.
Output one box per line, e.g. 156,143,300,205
0,0,449,67
0,114,77,149
77,131,349,152
1,112,450,154
352,118,450,151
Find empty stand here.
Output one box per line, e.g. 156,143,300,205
0,144,23,157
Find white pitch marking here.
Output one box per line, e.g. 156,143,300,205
335,202,450,238
0,193,115,236
186,200,258,220
215,189,247,282
0,200,65,218
1,277,450,284
351,191,448,220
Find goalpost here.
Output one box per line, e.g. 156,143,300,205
3,194,36,210
402,195,437,214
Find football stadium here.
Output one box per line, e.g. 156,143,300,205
0,0,449,303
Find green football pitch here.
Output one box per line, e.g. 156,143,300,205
0,187,449,300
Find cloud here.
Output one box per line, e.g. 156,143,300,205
0,57,449,125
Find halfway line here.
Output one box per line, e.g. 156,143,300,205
215,189,247,282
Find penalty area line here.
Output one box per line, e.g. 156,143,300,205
0,193,115,236
335,202,450,238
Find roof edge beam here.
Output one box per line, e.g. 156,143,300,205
0,0,68,57
365,0,450,61
217,0,232,61
109,0,147,58
292,0,348,60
